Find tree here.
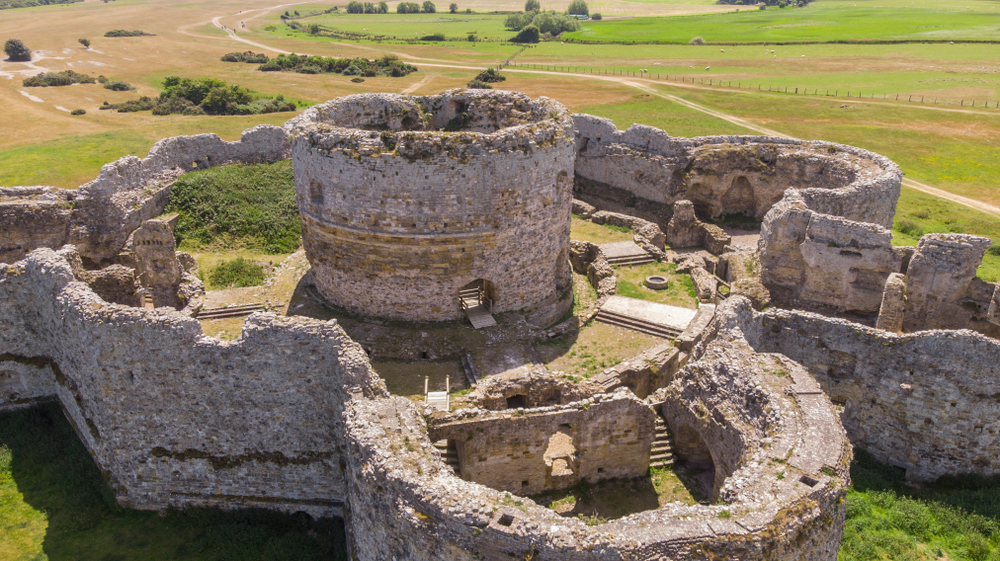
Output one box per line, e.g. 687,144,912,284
78,38,90,48
449,2,458,13
591,12,602,19
378,1,388,13
4,39,31,62
511,24,539,43
309,24,320,34
346,1,363,13
422,1,436,12
525,0,540,11
567,0,588,15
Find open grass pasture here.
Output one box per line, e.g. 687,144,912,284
568,0,1000,44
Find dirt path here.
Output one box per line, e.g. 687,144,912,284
181,21,1000,219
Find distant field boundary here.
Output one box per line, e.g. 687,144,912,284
561,38,1000,46
504,61,1000,110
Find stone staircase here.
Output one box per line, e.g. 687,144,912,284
460,287,497,329
607,253,656,266
433,440,460,475
650,415,675,469
599,241,655,266
594,309,683,339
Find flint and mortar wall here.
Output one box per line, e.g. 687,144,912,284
429,394,655,495
0,126,289,265
736,300,1000,481
572,114,901,230
0,249,385,517
288,92,574,321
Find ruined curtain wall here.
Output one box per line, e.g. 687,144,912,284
571,114,900,229
0,249,384,517
0,125,289,265
748,304,1000,481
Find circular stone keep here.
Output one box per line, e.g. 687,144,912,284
645,276,669,290
286,90,575,322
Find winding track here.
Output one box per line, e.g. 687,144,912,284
183,7,1000,220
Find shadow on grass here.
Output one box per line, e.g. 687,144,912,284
840,449,1000,561
0,403,347,561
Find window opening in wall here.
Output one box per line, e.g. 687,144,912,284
521,480,529,487
799,475,819,487
420,351,429,359
497,513,514,527
506,394,527,409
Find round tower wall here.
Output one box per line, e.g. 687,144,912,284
290,91,575,321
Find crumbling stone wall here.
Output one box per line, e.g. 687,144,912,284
0,249,385,517
572,114,900,230
287,91,574,322
0,126,290,266
724,298,1000,481
429,392,654,495
467,367,601,410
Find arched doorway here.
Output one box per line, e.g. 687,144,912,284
673,424,719,503
458,279,497,313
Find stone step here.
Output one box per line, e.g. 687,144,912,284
650,459,675,468
608,255,656,266
595,310,681,339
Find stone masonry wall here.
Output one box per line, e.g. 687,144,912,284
572,114,901,230
0,249,385,517
743,302,1000,481
288,91,574,321
428,393,655,495
0,125,289,265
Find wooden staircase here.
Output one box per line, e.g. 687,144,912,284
460,287,496,329
650,415,675,469
196,303,264,319
594,309,683,339
433,440,460,475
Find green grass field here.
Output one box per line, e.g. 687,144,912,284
0,403,348,561
296,12,513,41
568,2,1000,44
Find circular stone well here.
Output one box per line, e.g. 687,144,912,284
286,90,575,322
645,275,669,290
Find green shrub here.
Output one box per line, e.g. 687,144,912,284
4,38,31,61
221,50,269,63
449,2,457,12
70,108,85,115
473,68,505,83
397,1,420,12
505,11,534,30
467,79,491,89
78,38,90,48
23,70,96,87
525,0,540,10
207,257,266,288
591,12,601,20
103,29,154,37
166,160,301,252
532,11,581,34
422,0,435,12
512,24,540,43
351,77,365,82
103,79,133,91
896,218,924,238
421,33,445,41
689,36,706,45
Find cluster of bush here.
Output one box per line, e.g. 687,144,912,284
100,76,297,116
467,68,505,89
97,75,133,91
346,1,388,13
4,38,31,61
0,0,80,10
505,1,587,42
257,53,417,78
396,1,435,13
220,51,270,63
103,29,154,37
23,70,95,87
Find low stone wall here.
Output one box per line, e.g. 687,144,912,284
0,249,385,517
714,297,1000,482
467,367,602,411
572,114,901,230
0,126,289,265
429,392,655,495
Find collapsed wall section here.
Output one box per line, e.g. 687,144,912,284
0,125,290,265
572,114,900,231
287,91,575,322
0,249,385,517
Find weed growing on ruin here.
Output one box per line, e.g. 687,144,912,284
841,449,1000,561
206,257,267,289
0,403,347,560
167,161,301,253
